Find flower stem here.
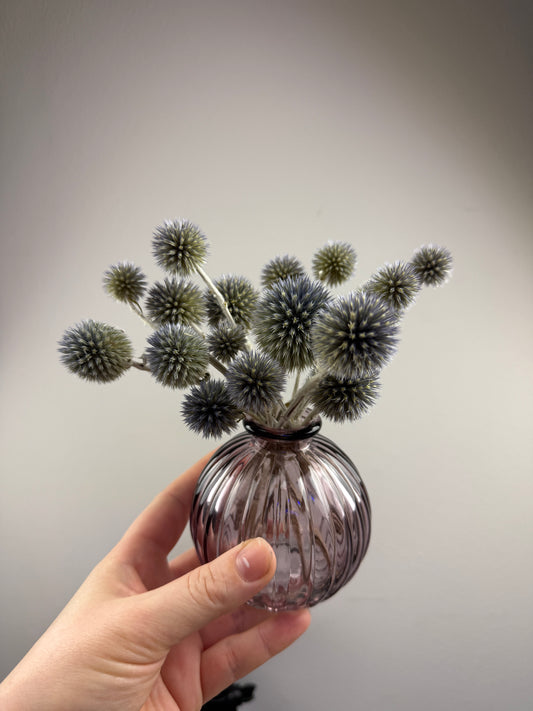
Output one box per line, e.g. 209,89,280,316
195,266,253,352
129,302,157,330
209,356,228,377
196,266,236,326
291,370,301,400
280,372,322,426
301,406,321,427
130,358,151,372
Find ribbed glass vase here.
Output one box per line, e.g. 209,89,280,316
190,420,371,611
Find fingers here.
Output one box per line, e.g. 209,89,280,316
118,451,214,564
199,606,274,650
168,548,201,580
200,609,311,702
138,538,276,651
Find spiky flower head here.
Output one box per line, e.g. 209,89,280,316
411,245,453,286
58,320,133,383
226,351,286,415
152,219,208,276
207,323,247,363
145,324,208,388
103,262,147,304
261,255,306,288
145,278,205,327
205,275,259,328
364,261,421,311
254,275,331,371
181,379,240,438
312,241,357,287
311,374,380,422
313,291,399,377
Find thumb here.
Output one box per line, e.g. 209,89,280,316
139,538,276,649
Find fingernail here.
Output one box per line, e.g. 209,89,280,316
235,538,273,582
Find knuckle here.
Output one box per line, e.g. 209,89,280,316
257,622,275,658
186,563,228,610
225,641,243,683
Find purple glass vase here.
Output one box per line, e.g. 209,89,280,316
190,420,371,611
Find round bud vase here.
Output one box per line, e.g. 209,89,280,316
190,420,371,611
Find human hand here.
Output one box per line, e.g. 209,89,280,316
0,453,311,711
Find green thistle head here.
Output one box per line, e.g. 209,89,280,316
254,275,331,371
181,379,240,438
312,241,357,287
103,262,147,304
205,275,259,328
364,261,421,311
58,320,133,383
311,374,380,422
152,219,208,276
207,323,247,364
145,278,205,327
261,255,306,288
411,245,453,286
226,351,286,416
145,324,209,388
313,291,399,377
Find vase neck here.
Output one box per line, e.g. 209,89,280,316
243,419,321,442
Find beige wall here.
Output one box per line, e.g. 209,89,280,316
1,1,532,708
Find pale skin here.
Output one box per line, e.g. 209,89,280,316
0,453,311,711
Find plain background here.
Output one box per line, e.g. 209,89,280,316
1,1,532,709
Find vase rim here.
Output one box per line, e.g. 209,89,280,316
243,419,322,441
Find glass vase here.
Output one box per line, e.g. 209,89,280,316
189,420,371,611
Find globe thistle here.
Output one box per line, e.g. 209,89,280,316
313,291,399,377
226,351,286,416
145,278,205,327
207,323,247,363
411,245,453,286
58,320,133,383
152,219,208,276
103,262,147,304
254,275,331,371
145,324,208,388
364,261,421,311
181,379,240,438
311,374,380,423
312,241,357,287
261,255,306,288
205,275,259,328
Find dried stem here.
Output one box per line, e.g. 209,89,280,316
196,266,236,326
279,372,322,426
129,301,156,330
130,358,151,372
195,265,254,352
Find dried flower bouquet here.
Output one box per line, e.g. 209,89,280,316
59,219,452,436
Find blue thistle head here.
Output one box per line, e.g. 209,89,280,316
226,351,286,416
58,320,133,383
311,374,380,422
207,323,247,363
103,262,147,304
312,241,357,287
205,275,259,328
254,275,331,371
181,379,240,438
145,278,205,327
152,219,208,276
145,324,209,388
261,255,306,288
411,245,453,286
313,291,400,377
364,261,421,311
